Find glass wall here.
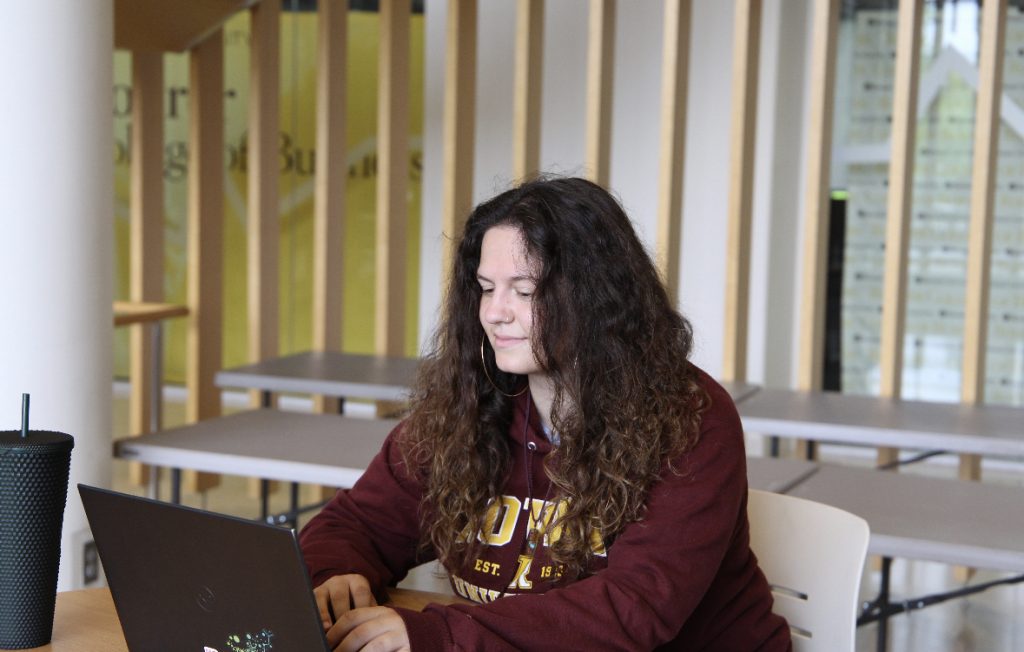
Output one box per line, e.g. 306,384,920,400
113,2,426,382
833,0,1024,405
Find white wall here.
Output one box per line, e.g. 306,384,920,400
421,0,813,386
0,0,114,591
750,0,814,388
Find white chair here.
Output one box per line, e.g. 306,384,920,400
747,489,870,652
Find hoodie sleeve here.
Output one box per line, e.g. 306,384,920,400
298,422,431,592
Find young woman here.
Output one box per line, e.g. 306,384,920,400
300,177,791,651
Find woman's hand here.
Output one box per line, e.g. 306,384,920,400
314,575,410,651
314,574,378,630
328,606,410,652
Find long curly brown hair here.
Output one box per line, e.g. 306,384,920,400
400,177,708,580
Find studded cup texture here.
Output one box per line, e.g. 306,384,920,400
0,430,73,649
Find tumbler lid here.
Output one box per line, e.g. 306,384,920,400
0,430,74,454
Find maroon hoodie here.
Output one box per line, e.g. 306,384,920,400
299,370,791,651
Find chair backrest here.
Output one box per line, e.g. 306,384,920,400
747,489,870,652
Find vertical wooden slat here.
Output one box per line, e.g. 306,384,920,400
442,0,477,274
246,0,282,500
248,0,280,399
960,0,1007,482
185,30,225,493
312,0,347,415
722,0,761,383
795,0,839,393
655,0,691,303
793,0,839,461
513,0,544,181
128,50,164,486
585,0,615,187
376,0,410,359
876,0,923,469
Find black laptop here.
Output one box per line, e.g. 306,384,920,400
79,484,330,652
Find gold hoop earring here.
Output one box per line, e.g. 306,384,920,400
480,336,528,397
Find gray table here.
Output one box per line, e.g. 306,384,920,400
216,350,420,403
787,463,1024,572
115,409,398,505
117,409,790,518
119,415,792,496
738,387,1024,459
717,380,761,405
745,456,819,493
217,351,762,411
785,462,1024,650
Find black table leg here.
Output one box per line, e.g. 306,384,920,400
877,556,892,652
290,482,300,527
260,479,270,521
171,468,182,504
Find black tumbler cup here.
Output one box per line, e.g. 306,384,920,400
0,429,74,649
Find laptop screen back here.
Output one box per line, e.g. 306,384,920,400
79,484,328,652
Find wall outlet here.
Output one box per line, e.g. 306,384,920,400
70,527,105,589
82,540,100,585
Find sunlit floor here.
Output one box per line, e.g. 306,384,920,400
854,560,1024,652
110,390,1024,651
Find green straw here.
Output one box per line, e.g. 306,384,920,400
21,393,29,438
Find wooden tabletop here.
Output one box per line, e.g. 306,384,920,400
15,587,468,651
112,301,189,327
15,589,125,651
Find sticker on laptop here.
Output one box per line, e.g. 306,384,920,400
204,629,275,652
